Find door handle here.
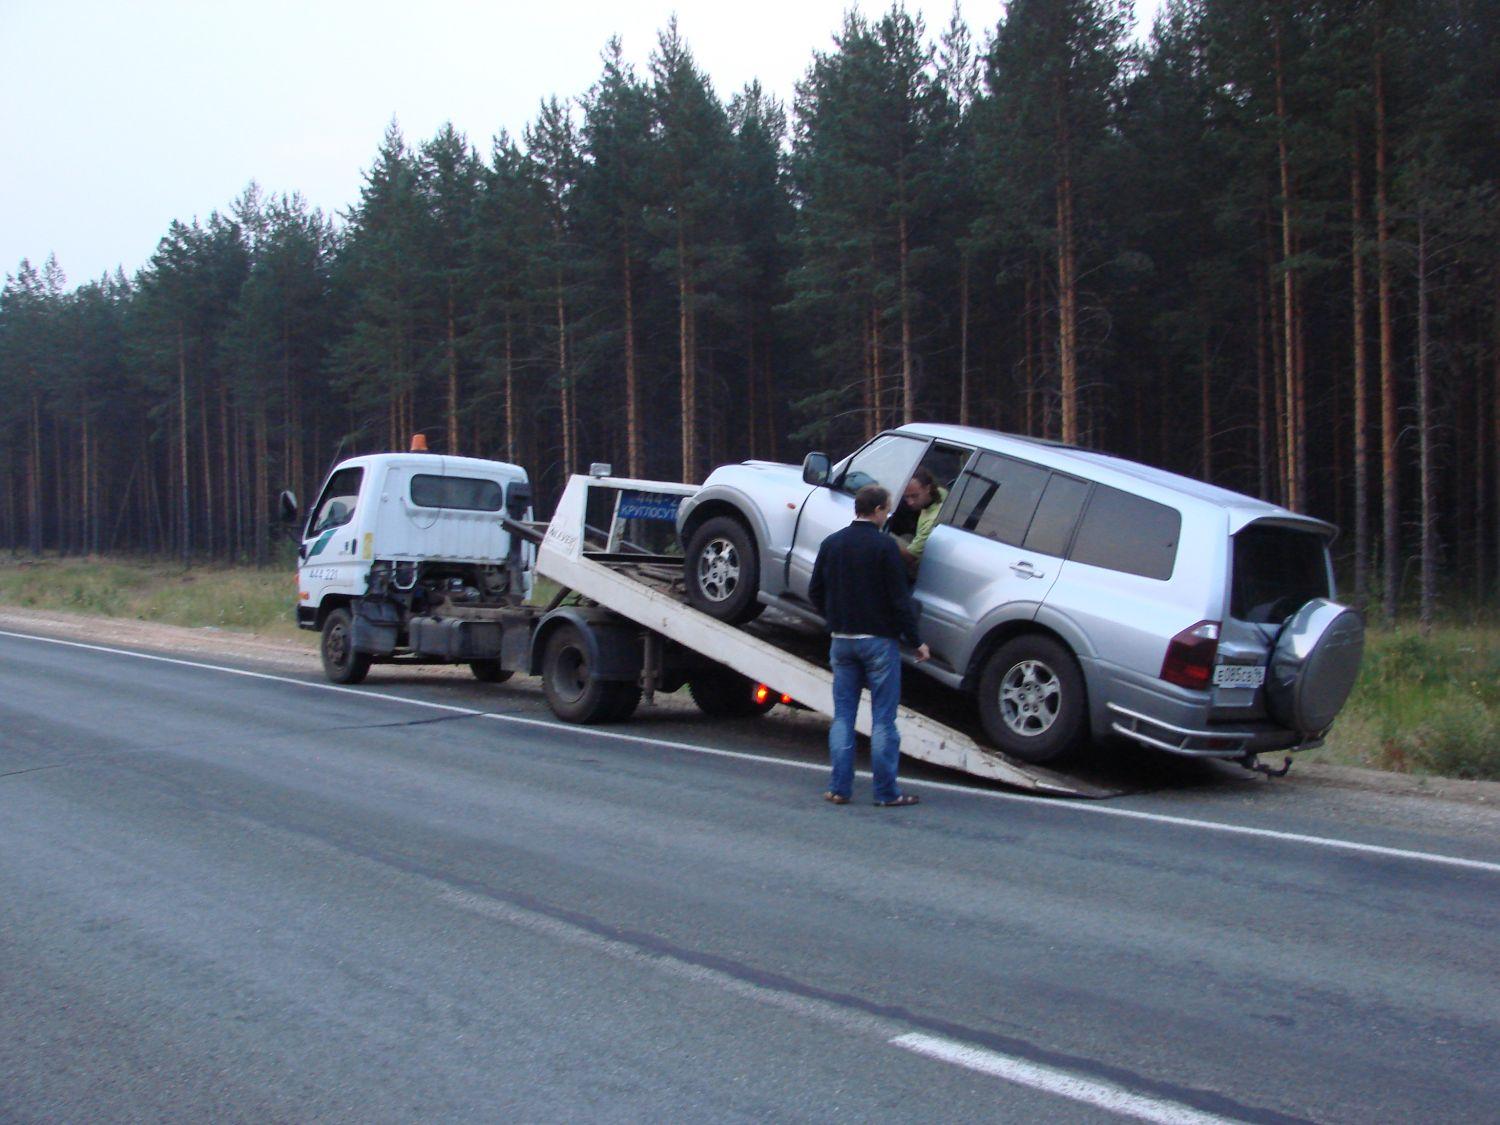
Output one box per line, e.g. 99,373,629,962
1010,561,1045,579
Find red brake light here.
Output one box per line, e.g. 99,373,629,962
1161,621,1220,690
754,684,771,704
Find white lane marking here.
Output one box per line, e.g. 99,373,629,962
891,1033,1236,1125
5,627,1499,876
443,885,1244,1119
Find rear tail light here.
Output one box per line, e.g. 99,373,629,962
1161,621,1220,690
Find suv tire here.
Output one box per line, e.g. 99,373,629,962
977,635,1087,764
1266,599,1365,733
685,516,764,624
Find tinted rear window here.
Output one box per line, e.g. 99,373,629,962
1070,486,1180,580
1232,525,1331,622
1024,473,1090,557
410,474,504,511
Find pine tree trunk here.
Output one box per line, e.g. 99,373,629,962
677,223,696,482
1416,204,1435,629
1274,17,1302,512
958,255,971,426
1376,46,1399,621
178,323,191,567
200,379,213,557
1351,135,1371,605
1256,273,1271,500
622,237,640,477
503,308,516,464
447,292,460,455
1023,266,1037,436
557,273,572,476
1200,333,1212,480
220,385,232,558
255,393,270,566
79,407,91,555
1054,76,1079,446
898,203,915,423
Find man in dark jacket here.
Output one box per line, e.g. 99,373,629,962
809,483,930,807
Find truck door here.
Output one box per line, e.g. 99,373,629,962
785,432,928,603
298,465,367,611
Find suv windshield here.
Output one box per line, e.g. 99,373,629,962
1231,524,1331,623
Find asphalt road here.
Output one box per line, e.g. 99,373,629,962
2,628,1497,1123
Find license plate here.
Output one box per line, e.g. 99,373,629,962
1213,663,1265,688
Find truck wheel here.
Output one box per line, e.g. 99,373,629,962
607,684,642,722
688,668,775,717
977,635,1086,764
321,607,372,685
469,660,513,684
542,624,621,724
685,516,764,624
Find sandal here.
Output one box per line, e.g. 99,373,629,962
823,792,850,805
874,794,920,807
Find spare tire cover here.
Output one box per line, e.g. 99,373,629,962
1266,599,1366,733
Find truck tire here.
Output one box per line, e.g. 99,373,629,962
469,660,514,684
542,623,630,724
977,635,1086,764
684,516,764,624
321,607,372,685
688,668,776,717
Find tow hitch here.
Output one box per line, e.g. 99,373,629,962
1238,753,1293,779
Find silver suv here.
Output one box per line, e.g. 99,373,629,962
676,423,1364,766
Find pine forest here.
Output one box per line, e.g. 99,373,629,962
2,0,1496,625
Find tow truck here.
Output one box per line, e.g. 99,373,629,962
290,447,1107,798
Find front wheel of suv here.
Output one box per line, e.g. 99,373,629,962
977,635,1087,764
684,516,764,624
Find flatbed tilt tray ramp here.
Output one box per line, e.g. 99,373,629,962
531,474,1111,799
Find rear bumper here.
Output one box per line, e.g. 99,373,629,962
1085,658,1325,759
1106,702,1324,758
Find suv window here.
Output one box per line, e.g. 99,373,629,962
1231,524,1331,622
410,474,504,511
1024,473,1091,556
309,467,363,536
1070,485,1180,580
949,453,1050,547
836,433,926,499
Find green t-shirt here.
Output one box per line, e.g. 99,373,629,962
907,486,947,560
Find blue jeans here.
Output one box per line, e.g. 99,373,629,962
827,636,903,803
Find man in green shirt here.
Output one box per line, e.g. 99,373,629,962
896,466,946,579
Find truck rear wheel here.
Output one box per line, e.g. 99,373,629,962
542,623,634,724
688,668,776,717
321,607,372,685
469,660,513,684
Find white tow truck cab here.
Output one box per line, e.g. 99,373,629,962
293,448,535,683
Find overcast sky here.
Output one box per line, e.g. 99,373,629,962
1,0,1161,289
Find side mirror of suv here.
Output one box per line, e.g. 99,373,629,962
802,452,831,486
279,490,299,524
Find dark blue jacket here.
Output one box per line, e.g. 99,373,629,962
808,520,923,647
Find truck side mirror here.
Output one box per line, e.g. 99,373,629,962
802,452,831,486
279,490,299,524
505,480,533,519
